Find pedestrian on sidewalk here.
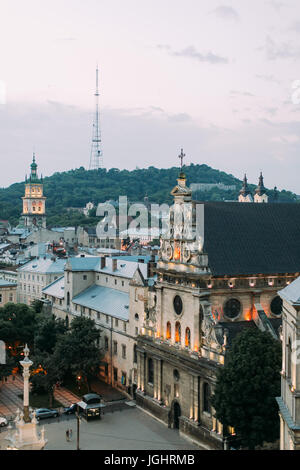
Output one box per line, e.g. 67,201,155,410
66,429,69,442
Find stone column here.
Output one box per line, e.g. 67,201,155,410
19,344,33,423
157,359,162,402
137,351,141,390
194,376,199,423
153,360,158,399
189,375,194,420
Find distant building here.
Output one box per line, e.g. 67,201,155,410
191,183,236,192
20,154,46,229
83,202,95,217
0,269,18,284
17,257,66,305
254,172,268,203
0,279,17,306
238,172,269,203
238,174,253,203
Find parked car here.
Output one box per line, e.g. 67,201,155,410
35,408,59,420
63,403,77,415
0,416,8,427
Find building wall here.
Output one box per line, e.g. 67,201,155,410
0,285,17,306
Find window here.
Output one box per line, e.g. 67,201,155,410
224,298,241,320
175,322,181,343
115,319,119,327
270,296,283,316
166,322,171,340
122,344,126,359
173,295,183,315
83,275,87,280
106,315,109,324
122,281,124,287
105,337,109,351
0,294,2,303
123,322,127,332
113,341,118,355
113,367,118,382
104,363,108,376
203,383,211,413
135,313,139,321
67,292,70,307
135,327,139,336
115,279,117,285
148,358,154,384
97,312,100,320
185,327,191,348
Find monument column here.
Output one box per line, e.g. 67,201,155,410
19,344,33,423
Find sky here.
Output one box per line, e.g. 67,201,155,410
0,0,300,192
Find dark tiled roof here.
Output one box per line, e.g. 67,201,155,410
219,320,257,348
200,202,300,276
268,317,282,336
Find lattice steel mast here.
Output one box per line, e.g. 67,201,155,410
89,66,103,169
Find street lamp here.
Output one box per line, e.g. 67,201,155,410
76,404,81,451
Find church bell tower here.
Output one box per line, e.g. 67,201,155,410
21,154,46,229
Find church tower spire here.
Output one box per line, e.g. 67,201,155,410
238,174,253,203
254,172,268,203
20,154,47,229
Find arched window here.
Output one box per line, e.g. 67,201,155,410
148,358,154,384
166,322,171,340
203,382,211,413
133,344,137,364
185,327,191,348
175,322,181,344
67,292,70,307
287,338,292,379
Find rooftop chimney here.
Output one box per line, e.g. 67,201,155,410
112,259,117,272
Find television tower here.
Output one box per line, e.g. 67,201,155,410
89,66,103,170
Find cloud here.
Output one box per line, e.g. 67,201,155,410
266,0,286,11
230,90,255,97
157,45,228,64
1,101,300,194
263,35,300,60
255,74,281,84
264,107,278,116
212,5,239,21
167,113,191,123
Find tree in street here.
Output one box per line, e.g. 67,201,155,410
211,328,281,449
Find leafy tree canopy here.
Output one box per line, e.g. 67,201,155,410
211,328,281,449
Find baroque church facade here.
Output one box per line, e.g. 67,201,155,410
136,169,300,449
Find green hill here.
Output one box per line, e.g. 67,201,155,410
0,164,297,227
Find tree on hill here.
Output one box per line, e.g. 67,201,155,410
0,164,297,227
211,328,281,450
